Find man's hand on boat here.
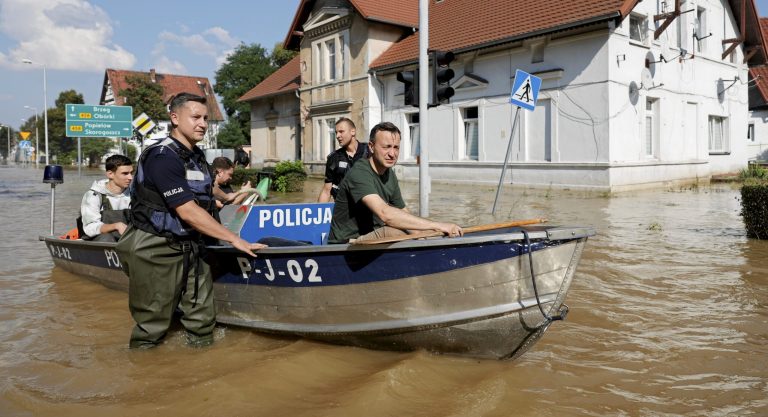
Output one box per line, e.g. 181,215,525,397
435,222,463,238
175,201,267,257
230,237,267,257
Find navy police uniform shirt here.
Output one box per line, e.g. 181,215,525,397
142,138,206,209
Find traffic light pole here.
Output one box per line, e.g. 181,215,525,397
418,0,430,217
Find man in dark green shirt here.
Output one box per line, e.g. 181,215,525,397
329,122,463,243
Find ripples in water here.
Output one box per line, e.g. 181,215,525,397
1,166,767,416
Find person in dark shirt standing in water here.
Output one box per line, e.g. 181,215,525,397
116,92,266,349
317,117,368,202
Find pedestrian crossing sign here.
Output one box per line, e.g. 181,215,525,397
510,69,542,111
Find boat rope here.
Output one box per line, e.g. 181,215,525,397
522,229,565,322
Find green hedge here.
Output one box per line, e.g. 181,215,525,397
229,162,307,193
741,180,768,239
273,160,307,193
231,168,260,187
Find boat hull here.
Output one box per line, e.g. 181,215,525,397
43,225,591,359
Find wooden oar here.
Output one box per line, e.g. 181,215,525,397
352,218,547,245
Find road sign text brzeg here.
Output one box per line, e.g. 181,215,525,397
65,104,133,138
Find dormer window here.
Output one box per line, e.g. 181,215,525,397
304,7,348,31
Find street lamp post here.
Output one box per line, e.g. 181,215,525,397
22,59,49,165
24,106,39,168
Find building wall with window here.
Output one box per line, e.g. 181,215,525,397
748,109,768,160
248,95,300,165
606,0,749,188
376,0,749,189
243,0,758,190
299,8,405,177
380,29,615,187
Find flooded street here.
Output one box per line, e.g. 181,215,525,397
1,164,767,416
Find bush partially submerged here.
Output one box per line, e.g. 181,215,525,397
274,160,307,193
741,180,768,239
739,164,768,180
231,168,259,187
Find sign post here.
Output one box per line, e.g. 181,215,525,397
492,70,542,215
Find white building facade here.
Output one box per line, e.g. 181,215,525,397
244,0,765,191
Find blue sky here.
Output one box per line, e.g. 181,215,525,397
0,0,300,130
1,0,767,131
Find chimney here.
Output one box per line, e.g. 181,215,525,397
149,68,156,83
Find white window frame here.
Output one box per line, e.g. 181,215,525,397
462,107,479,161
747,122,755,142
695,7,707,54
406,113,420,161
313,116,341,160
312,33,346,84
708,115,729,154
629,13,649,45
644,97,659,158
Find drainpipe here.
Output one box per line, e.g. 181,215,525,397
295,90,303,162
372,71,385,123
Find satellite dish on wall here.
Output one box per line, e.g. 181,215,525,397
641,68,653,90
645,51,657,77
629,81,640,105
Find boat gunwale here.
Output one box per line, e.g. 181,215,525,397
39,225,595,254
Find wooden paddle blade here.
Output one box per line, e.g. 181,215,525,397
463,218,547,233
352,218,546,245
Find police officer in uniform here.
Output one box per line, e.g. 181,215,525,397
317,117,368,202
116,93,266,349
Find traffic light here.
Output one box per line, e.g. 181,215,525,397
397,70,419,107
431,50,455,105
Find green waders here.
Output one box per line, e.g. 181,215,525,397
116,226,216,348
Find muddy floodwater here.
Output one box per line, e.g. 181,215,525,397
1,165,766,416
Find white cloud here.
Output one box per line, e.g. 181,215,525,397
0,0,135,71
153,56,187,74
151,26,240,75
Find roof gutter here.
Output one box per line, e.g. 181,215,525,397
238,88,299,103
371,12,623,72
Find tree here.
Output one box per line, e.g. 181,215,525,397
55,90,84,108
214,43,276,145
46,89,85,160
215,120,246,149
270,43,298,68
0,125,15,159
123,74,166,122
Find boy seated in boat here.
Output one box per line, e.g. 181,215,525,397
211,156,260,207
79,154,133,242
328,122,462,243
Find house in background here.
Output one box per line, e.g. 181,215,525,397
243,0,765,191
238,55,302,165
748,18,768,161
100,68,225,149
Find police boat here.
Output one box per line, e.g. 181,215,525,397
40,165,594,360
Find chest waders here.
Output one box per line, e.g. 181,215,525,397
121,138,218,347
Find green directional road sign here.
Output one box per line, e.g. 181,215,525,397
65,104,133,137
66,121,133,138
66,104,132,122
